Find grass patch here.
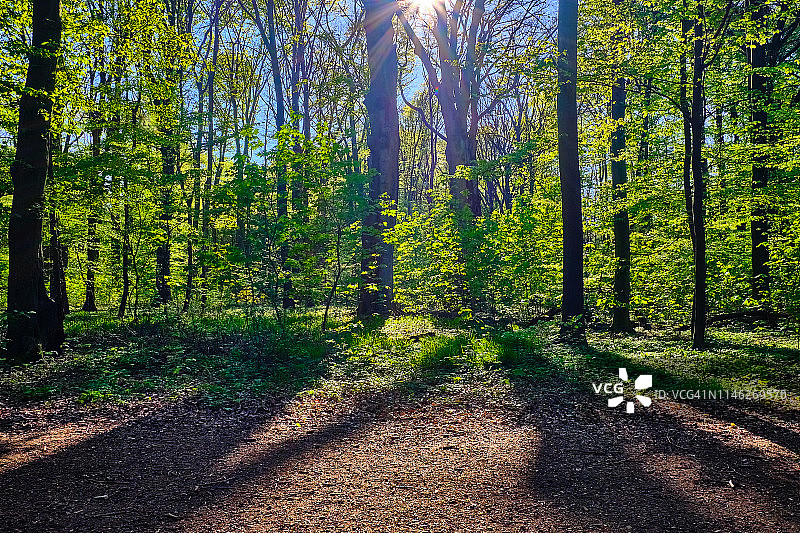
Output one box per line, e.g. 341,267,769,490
1,310,797,409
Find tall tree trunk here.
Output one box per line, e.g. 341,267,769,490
611,72,630,332
232,97,247,251
82,110,101,311
691,3,707,350
156,128,175,305
681,14,695,247
359,0,400,317
749,0,770,304
253,0,290,309
7,0,64,362
183,80,204,312
201,7,219,309
49,209,69,318
118,186,130,318
611,0,630,332
638,78,652,173
557,0,584,340
48,142,68,319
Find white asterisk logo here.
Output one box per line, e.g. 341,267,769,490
608,368,652,413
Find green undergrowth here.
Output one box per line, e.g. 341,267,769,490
1,310,798,410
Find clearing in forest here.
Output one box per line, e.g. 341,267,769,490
1,314,799,532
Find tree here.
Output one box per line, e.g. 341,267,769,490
610,0,630,333
690,0,707,349
557,0,584,340
747,0,799,305
358,0,400,316
6,0,64,361
397,0,542,216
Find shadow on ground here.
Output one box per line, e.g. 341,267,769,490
0,390,404,532
508,341,800,532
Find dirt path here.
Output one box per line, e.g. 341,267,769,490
1,390,799,532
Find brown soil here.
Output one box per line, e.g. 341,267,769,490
1,389,799,533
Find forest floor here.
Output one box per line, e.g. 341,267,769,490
1,311,799,532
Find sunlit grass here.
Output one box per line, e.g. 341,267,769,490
2,310,798,410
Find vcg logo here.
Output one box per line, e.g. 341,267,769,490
592,368,653,413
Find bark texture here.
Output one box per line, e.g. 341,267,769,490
557,0,584,339
359,0,400,316
610,0,630,333
7,0,64,362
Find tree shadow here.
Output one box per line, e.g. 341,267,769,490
523,392,800,531
503,340,800,532
0,388,406,532
689,401,800,456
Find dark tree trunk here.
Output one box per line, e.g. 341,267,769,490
156,129,175,305
611,0,630,333
557,0,584,340
638,79,652,172
201,9,219,309
358,0,400,317
49,209,69,318
47,135,68,318
118,189,130,318
681,14,695,247
82,111,101,312
254,0,291,309
183,79,204,312
749,0,770,304
611,74,630,333
691,3,707,350
6,0,64,362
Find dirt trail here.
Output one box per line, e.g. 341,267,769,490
1,392,799,532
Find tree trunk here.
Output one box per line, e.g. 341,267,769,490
183,80,204,312
82,110,101,312
156,129,175,305
201,10,219,309
691,3,707,350
359,0,400,317
256,0,291,309
681,14,695,248
7,0,64,362
749,0,770,304
48,138,69,319
638,78,652,173
118,188,130,318
611,0,630,333
557,0,584,340
611,73,630,333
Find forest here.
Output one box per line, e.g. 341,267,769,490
0,0,799,530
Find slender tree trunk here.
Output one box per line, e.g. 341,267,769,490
83,111,101,312
681,14,695,247
118,100,138,318
691,3,707,349
557,0,584,340
183,81,204,312
48,144,68,319
118,188,130,318
7,0,64,362
749,0,770,304
201,9,219,309
350,103,359,174
638,79,652,173
156,128,175,305
359,0,401,317
257,0,291,309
